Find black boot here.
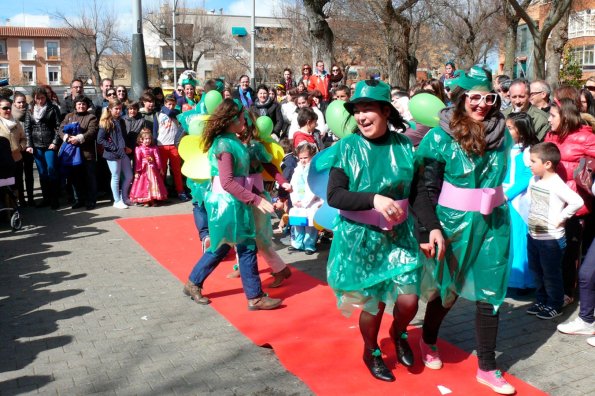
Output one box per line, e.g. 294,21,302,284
363,348,395,382
49,181,59,210
36,179,50,207
390,329,414,367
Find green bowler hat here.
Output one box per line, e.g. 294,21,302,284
449,64,493,91
344,79,400,120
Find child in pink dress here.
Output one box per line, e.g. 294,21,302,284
129,129,168,206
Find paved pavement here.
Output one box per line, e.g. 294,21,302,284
1,197,594,395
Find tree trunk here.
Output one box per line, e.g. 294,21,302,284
545,6,570,88
386,17,411,88
532,36,547,80
502,6,519,78
408,55,418,89
303,0,334,68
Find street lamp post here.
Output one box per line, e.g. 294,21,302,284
250,0,255,88
131,0,148,100
172,0,178,87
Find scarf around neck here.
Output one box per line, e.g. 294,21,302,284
33,104,48,123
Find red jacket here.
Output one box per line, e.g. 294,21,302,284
545,124,595,216
293,131,316,149
308,73,331,101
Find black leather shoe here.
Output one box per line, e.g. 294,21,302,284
391,329,414,367
363,348,395,382
71,201,84,209
287,246,299,252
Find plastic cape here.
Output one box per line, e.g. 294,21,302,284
325,132,422,317
203,133,255,251
177,107,204,132
186,177,210,206
246,139,272,174
415,126,512,310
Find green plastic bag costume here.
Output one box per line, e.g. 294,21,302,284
326,132,421,316
415,127,512,310
246,139,275,248
203,132,255,251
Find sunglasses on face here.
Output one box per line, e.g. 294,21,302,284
1,106,11,110
107,92,116,97
465,93,498,106
303,68,311,72
117,90,126,93
332,68,339,72
585,85,595,92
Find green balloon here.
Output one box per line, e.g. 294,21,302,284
188,114,210,136
326,100,356,139
256,116,274,140
204,90,223,114
408,93,445,128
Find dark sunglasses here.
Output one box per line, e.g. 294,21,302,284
117,89,126,93
332,68,339,72
303,68,311,71
107,92,116,96
1,106,11,110
584,85,595,92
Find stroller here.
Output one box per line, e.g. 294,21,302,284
0,136,22,231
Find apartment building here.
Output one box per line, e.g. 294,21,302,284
0,26,77,86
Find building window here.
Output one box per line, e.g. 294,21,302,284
46,41,60,59
519,25,529,53
19,40,35,60
0,64,8,79
569,10,595,39
204,51,215,60
161,46,173,61
0,40,6,56
571,45,595,69
48,66,60,84
21,66,35,84
204,70,212,80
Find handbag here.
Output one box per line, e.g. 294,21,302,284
58,142,83,167
574,156,595,196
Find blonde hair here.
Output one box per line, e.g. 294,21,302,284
136,128,153,146
99,99,123,131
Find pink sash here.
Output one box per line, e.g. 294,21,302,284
438,181,505,215
339,199,409,231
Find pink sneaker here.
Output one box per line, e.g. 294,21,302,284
419,338,443,369
476,369,516,395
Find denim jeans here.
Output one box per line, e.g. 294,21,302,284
578,239,595,323
33,147,58,182
106,157,133,203
527,235,566,310
192,202,209,241
188,241,263,300
291,225,318,251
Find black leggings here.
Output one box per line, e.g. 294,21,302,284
422,296,499,371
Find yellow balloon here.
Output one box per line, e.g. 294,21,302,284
181,156,211,180
178,135,205,161
263,141,284,171
313,220,324,231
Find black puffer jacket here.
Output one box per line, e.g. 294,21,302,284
25,103,61,149
249,97,283,136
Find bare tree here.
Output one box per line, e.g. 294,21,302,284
52,0,129,84
507,0,573,80
502,0,531,78
545,5,571,87
428,0,503,69
302,0,334,68
144,4,231,72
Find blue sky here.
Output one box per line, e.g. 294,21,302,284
0,0,284,33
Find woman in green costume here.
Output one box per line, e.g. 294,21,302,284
183,99,282,311
326,80,440,382
415,65,516,395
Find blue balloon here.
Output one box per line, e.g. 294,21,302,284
314,202,338,231
308,145,340,200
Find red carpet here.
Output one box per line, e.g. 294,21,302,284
117,214,546,395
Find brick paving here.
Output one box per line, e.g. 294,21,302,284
1,200,594,395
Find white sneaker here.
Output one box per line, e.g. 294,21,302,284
587,337,595,347
557,317,595,335
113,200,129,209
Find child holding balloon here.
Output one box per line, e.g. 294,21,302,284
289,142,321,254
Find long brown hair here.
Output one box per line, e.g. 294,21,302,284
99,99,123,131
200,98,243,151
449,86,500,156
550,98,582,142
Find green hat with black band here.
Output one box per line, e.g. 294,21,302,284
344,79,401,121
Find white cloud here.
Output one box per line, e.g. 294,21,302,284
7,13,52,27
227,0,285,17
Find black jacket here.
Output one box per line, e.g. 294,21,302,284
249,98,283,136
25,104,61,149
